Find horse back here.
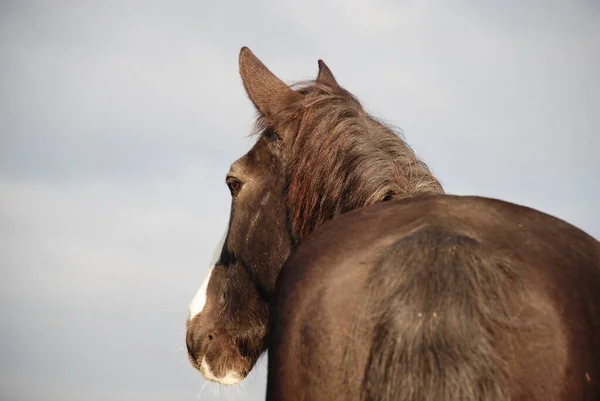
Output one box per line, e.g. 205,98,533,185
267,195,600,401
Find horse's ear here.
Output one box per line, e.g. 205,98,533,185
316,60,339,87
239,47,300,116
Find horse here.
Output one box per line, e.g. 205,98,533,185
185,47,600,400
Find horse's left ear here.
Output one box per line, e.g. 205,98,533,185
316,60,339,88
239,47,301,116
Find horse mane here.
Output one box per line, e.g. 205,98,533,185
255,80,444,243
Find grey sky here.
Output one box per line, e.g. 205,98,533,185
0,1,598,400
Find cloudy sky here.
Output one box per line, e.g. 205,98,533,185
0,1,598,400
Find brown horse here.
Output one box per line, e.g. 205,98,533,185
185,47,600,400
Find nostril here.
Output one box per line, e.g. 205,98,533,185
186,325,215,369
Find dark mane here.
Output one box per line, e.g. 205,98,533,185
255,80,444,242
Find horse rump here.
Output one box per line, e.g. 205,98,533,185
361,226,527,401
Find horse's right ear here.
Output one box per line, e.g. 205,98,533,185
239,47,301,116
316,60,339,88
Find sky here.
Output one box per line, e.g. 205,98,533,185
0,1,598,400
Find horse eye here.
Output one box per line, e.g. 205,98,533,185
264,129,280,142
226,177,242,196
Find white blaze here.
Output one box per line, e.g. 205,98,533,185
189,229,228,319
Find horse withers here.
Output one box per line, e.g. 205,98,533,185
185,47,600,400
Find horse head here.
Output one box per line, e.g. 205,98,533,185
185,47,442,385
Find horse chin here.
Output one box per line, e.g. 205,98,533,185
189,343,256,386
200,358,245,386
